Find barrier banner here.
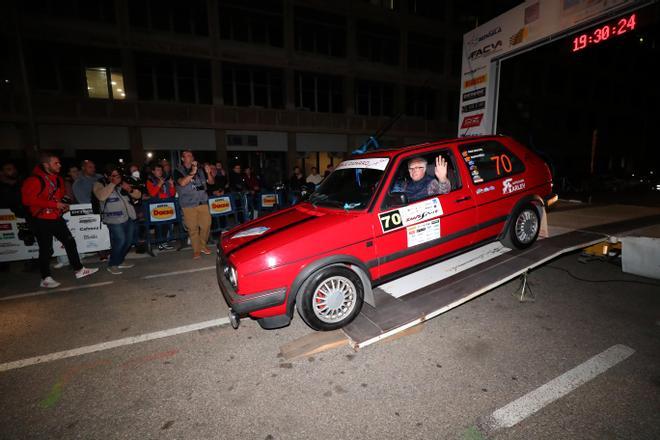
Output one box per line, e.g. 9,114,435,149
149,202,177,222
208,196,233,215
0,204,111,262
260,193,279,209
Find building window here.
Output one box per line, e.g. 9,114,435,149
227,135,258,147
294,7,346,58
356,20,399,66
21,0,116,23
129,0,208,36
136,54,211,104
406,87,434,119
360,0,398,11
408,32,445,73
408,0,445,19
295,72,343,113
219,0,283,47
223,63,284,109
355,80,394,116
85,67,125,100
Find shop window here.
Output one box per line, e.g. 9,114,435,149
355,80,394,116
360,0,398,11
295,72,343,113
294,7,346,57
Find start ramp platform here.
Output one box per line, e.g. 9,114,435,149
342,203,660,349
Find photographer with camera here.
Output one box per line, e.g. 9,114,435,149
174,150,214,259
93,165,141,275
21,152,98,288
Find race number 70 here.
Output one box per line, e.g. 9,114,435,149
379,210,403,232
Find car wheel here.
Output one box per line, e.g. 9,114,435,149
297,266,364,331
503,204,540,249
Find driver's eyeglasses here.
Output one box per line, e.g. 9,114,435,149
408,166,425,172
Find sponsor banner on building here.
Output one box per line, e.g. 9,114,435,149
459,0,637,136
208,196,233,215
149,202,177,222
0,205,110,262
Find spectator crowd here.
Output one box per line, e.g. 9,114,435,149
0,151,334,288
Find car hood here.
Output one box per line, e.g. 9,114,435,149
220,204,371,273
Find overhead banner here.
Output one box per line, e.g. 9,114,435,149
458,0,641,136
0,205,111,262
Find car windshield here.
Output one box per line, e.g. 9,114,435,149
310,158,390,210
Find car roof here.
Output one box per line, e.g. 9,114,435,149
353,134,507,160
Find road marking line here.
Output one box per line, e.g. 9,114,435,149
0,317,230,373
0,281,115,302
142,266,215,279
484,344,634,431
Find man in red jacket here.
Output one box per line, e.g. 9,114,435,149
21,152,98,288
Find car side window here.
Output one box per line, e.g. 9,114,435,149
458,140,525,185
382,149,460,210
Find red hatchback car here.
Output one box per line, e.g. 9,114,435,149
216,135,554,331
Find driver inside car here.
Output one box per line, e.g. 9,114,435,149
392,155,451,202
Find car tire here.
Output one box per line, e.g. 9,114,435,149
296,266,364,331
502,203,540,250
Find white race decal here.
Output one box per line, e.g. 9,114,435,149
502,178,526,194
407,219,440,247
379,198,443,233
335,158,389,171
232,226,269,239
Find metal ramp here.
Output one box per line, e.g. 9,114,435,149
342,213,660,349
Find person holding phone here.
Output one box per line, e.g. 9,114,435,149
174,149,215,259
21,152,98,288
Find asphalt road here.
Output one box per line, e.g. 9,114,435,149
1,247,659,439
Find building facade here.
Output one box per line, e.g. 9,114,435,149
1,0,471,183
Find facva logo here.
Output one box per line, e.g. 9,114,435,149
468,40,503,60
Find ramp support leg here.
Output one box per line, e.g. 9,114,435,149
517,270,535,302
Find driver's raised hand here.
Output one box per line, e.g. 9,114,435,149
435,156,449,183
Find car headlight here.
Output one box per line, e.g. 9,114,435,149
224,265,238,290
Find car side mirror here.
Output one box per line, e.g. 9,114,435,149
386,192,407,208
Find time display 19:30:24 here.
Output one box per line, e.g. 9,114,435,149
572,13,637,52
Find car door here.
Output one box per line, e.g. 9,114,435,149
457,139,527,244
371,145,478,281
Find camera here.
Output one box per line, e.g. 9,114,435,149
17,222,36,247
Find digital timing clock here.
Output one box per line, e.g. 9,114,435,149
571,12,637,52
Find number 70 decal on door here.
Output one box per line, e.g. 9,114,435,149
378,198,443,233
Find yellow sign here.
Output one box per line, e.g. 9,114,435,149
208,197,232,215
261,194,278,208
150,202,176,222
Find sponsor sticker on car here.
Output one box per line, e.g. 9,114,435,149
407,218,440,248
503,178,526,194
336,158,389,171
379,198,443,233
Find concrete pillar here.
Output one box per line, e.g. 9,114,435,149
285,69,295,110
286,131,296,176
214,128,228,167
345,77,355,115
120,48,137,101
211,59,223,106
129,126,144,164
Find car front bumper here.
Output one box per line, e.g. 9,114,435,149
216,255,287,315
